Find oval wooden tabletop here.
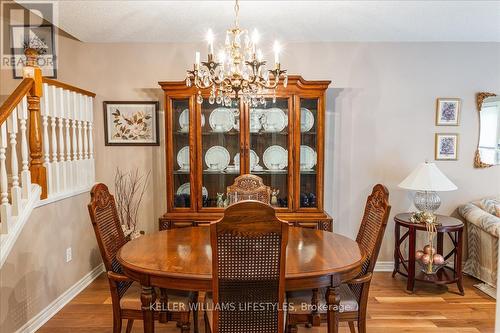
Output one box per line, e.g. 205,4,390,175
117,227,364,285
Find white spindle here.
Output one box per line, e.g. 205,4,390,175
18,97,30,199
0,123,11,233
58,87,66,192
65,90,72,190
87,96,95,185
7,108,21,216
71,92,78,187
50,85,60,193
41,83,52,196
77,94,83,187
82,96,89,186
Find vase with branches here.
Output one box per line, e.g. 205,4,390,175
114,168,150,239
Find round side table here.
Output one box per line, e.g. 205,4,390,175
392,213,464,295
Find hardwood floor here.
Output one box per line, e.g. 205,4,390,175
37,272,496,333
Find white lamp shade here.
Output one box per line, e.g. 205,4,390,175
398,162,457,192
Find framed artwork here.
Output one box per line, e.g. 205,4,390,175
103,101,160,146
435,133,459,160
436,98,461,126
10,24,57,79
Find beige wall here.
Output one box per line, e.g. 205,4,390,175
51,39,500,260
1,8,104,332
1,24,499,330
3,33,500,251
0,193,102,332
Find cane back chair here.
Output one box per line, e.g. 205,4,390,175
226,174,271,204
204,201,289,333
286,184,391,333
88,183,197,333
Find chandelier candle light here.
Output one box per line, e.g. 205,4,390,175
186,0,288,106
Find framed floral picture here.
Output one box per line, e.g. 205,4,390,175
436,98,461,126
435,133,459,160
103,101,160,146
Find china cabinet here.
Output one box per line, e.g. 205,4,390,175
158,76,332,231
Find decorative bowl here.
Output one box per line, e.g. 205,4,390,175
417,260,448,275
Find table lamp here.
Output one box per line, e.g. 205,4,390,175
398,162,457,213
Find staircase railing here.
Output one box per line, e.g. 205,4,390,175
40,78,95,200
0,48,95,237
0,80,32,229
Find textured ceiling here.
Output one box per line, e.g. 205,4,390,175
18,0,500,42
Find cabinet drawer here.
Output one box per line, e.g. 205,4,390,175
294,222,318,229
159,219,195,230
289,220,333,232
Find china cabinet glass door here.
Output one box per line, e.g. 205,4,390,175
171,98,193,209
198,99,242,208
298,98,320,209
248,98,292,210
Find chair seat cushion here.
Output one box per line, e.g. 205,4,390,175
287,285,359,314
120,282,193,311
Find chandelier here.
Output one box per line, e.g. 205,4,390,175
186,0,287,106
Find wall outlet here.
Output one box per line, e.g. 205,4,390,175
66,247,72,262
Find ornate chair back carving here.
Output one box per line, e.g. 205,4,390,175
226,174,271,204
88,183,131,298
210,201,288,333
349,184,391,300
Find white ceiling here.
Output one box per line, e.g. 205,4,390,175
19,0,500,43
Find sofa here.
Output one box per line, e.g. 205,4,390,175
459,197,500,287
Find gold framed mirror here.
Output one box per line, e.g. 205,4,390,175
475,92,499,168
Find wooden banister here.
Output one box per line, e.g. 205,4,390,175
0,78,34,125
25,48,47,199
42,78,96,98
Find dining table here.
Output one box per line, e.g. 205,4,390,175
117,226,365,333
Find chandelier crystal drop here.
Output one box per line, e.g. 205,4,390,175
186,0,287,105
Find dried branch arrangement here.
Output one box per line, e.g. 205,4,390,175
114,167,151,237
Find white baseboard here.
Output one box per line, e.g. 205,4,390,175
15,263,105,333
374,261,394,272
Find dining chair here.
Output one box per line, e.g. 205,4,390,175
286,184,391,333
88,183,197,333
204,200,289,333
226,174,271,204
